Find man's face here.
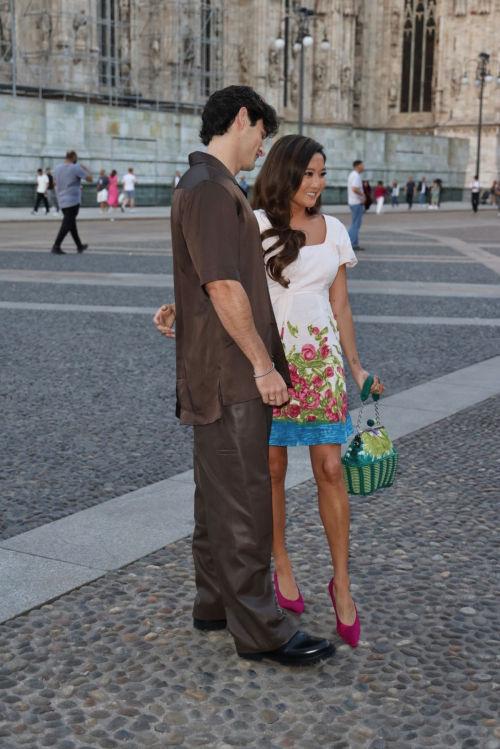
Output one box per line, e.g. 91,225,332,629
100,169,105,176
357,162,364,173
240,116,266,172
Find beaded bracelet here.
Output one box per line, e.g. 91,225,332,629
253,362,275,379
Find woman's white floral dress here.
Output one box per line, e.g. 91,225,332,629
254,210,358,446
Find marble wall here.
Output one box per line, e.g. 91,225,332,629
0,95,468,195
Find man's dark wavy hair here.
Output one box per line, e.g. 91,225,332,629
199,85,280,146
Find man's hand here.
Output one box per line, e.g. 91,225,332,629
153,303,176,338
254,367,289,407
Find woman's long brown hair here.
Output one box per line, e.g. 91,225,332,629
251,134,326,288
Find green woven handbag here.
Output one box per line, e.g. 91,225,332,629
342,375,399,496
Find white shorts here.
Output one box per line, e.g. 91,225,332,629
97,189,109,202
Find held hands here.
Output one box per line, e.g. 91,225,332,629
354,369,385,397
254,367,289,407
153,303,176,339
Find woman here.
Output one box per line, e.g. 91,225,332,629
362,179,372,211
429,180,440,209
374,181,386,214
108,169,119,210
391,180,400,208
252,135,384,648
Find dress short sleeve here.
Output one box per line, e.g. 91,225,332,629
338,223,358,268
182,181,241,287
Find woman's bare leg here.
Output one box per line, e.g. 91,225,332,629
269,445,299,601
310,443,356,625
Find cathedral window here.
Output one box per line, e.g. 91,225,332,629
200,1,223,98
400,0,436,113
98,0,117,88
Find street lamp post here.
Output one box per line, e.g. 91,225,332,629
461,52,500,179
274,5,330,136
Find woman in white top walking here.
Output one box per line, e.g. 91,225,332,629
252,135,384,647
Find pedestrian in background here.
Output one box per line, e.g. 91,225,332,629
495,180,500,216
173,170,181,188
374,181,387,214
362,179,372,211
122,167,137,212
96,169,110,213
391,180,400,208
51,150,92,254
239,174,248,197
347,159,365,251
45,167,59,213
32,168,50,215
429,180,440,209
405,176,415,210
108,170,119,210
417,177,427,207
489,179,497,205
470,175,482,213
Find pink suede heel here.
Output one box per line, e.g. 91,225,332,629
329,578,360,648
274,571,305,615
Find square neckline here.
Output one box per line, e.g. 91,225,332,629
302,214,328,248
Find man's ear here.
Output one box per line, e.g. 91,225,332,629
236,106,249,129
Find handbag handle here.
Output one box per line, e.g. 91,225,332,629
361,375,380,402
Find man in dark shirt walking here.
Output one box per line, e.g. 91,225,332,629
46,167,59,213
153,86,334,666
52,150,92,254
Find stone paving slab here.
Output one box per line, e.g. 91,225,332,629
3,282,500,319
349,260,499,285
3,302,500,328
0,395,499,749
0,549,104,625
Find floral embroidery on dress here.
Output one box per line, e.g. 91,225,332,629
273,318,348,425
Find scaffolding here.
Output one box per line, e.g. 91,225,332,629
0,0,239,112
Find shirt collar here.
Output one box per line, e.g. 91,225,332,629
188,151,238,185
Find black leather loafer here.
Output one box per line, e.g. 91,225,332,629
77,244,89,253
193,617,227,631
51,246,66,254
239,631,335,666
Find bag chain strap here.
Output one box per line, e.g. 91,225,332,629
356,398,381,435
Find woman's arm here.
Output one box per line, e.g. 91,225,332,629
329,266,385,395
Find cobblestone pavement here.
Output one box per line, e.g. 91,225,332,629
2,211,500,539
0,395,499,749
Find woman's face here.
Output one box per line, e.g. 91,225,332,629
291,152,326,211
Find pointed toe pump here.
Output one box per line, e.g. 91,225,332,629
329,578,360,648
274,571,305,615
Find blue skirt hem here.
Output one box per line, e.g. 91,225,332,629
269,413,354,447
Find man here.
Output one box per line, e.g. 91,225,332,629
45,167,59,213
347,159,365,251
418,177,427,206
32,168,49,215
239,174,248,197
405,176,416,209
96,168,110,213
122,167,137,212
52,150,92,254
470,175,482,213
153,85,334,666
173,170,181,188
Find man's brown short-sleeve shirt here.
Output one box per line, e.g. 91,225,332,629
171,151,290,426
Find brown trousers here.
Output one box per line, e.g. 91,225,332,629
192,398,297,653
